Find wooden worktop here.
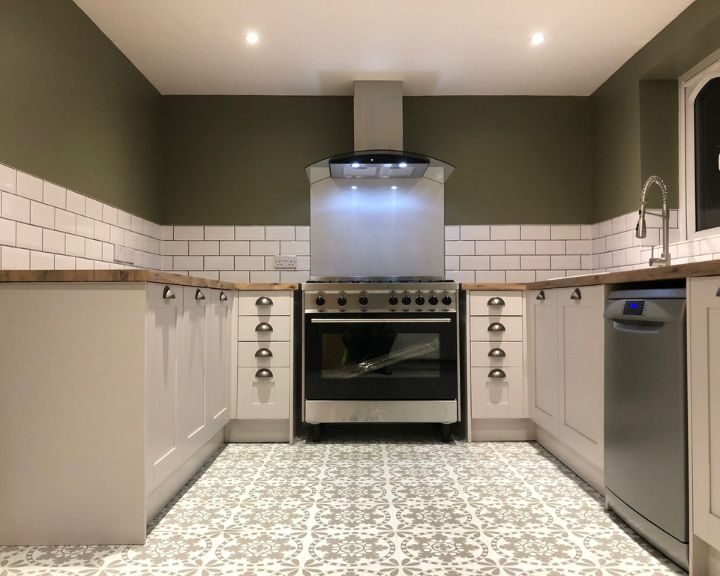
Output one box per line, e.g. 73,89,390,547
462,260,720,291
0,270,299,291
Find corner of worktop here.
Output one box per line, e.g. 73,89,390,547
232,283,300,291
460,283,528,291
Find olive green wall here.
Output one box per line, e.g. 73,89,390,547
162,96,592,225
0,0,163,221
591,0,720,221
161,96,353,225
404,97,592,224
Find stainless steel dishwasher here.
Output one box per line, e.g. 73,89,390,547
604,287,687,570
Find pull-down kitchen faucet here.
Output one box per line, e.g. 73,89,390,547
635,175,671,267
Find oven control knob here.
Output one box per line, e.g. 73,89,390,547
389,295,399,306
401,296,412,306
415,296,425,306
429,295,439,306
359,295,369,306
337,296,347,307
315,296,325,307
442,295,453,306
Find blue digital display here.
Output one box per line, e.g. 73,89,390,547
623,300,645,315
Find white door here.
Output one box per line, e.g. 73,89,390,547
528,288,559,433
556,285,604,470
689,277,720,550
206,289,231,435
146,283,183,490
178,286,210,458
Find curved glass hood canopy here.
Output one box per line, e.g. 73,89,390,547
306,149,455,185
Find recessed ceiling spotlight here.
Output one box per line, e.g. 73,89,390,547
530,32,545,46
245,31,259,45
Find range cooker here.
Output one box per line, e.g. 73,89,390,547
301,281,459,439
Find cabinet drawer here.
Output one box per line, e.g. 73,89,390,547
470,316,523,342
238,292,292,316
470,292,524,316
238,315,291,342
471,366,524,419
238,341,291,368
470,341,523,367
237,367,290,419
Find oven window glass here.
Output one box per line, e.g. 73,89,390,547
321,332,440,379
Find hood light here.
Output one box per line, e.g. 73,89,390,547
351,185,358,190
391,185,398,190
398,162,407,168
351,162,360,168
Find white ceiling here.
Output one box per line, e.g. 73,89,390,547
74,0,694,96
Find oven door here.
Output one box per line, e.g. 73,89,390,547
304,313,458,401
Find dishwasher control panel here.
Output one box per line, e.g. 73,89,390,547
622,300,645,315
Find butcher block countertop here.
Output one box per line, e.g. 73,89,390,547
462,260,720,291
0,270,299,291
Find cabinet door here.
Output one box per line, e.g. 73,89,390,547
689,277,720,549
237,367,290,419
527,289,559,433
206,290,231,434
146,284,183,490
556,285,604,469
178,286,210,458
471,367,524,418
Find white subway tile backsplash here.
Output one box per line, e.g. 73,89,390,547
444,226,460,241
43,182,66,209
189,240,219,256
280,270,309,283
55,209,76,234
474,241,505,255
536,270,563,281
220,270,250,283
130,215,144,234
17,172,42,201
490,225,520,240
66,190,85,215
190,270,220,281
204,255,234,270
85,239,103,260
30,250,54,270
164,240,189,256
174,255,203,270
505,240,534,255
75,215,94,238
30,201,54,229
280,241,310,256
550,225,581,240
475,270,506,283
219,240,250,256
296,226,310,241
117,210,132,229
521,255,550,270
460,225,490,240
535,240,565,255
85,198,103,221
506,270,536,283
445,255,459,270
520,225,550,240
102,205,118,226
174,225,204,240
446,270,475,283
250,270,280,283
2,246,29,269
204,226,235,241
235,226,265,240
16,223,43,250
65,234,85,257
445,241,474,256
2,192,30,223
0,163,17,194
490,255,521,270
102,243,114,262
551,255,580,269
581,225,592,240
250,240,279,256
565,240,592,254
54,255,75,269
266,226,295,241
460,256,489,270
611,216,627,234
0,218,15,246
234,256,266,270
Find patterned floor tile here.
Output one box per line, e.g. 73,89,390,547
0,439,685,575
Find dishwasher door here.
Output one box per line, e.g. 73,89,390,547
604,291,687,548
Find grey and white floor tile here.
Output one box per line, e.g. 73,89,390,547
0,432,685,575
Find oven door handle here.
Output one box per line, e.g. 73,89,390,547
309,318,452,324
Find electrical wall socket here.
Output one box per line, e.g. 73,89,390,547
114,245,135,265
273,255,297,270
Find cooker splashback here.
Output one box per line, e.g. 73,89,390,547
309,177,445,281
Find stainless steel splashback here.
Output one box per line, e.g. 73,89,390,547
310,177,445,281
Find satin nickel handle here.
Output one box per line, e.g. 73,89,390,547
536,290,545,301
488,297,505,307
255,322,273,332
219,291,228,302
195,289,205,301
255,348,273,358
255,368,273,378
255,296,273,306
162,286,175,300
570,288,582,301
488,348,506,358
488,322,506,332
310,318,451,324
716,287,720,297
488,368,506,379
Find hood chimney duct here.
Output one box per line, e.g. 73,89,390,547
353,81,403,151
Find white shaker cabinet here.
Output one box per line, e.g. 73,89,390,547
206,289,232,431
689,276,720,552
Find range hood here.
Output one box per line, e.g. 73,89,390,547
306,81,454,184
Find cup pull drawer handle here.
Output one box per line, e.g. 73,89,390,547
255,296,273,306
536,290,545,301
488,348,506,358
488,368,506,379
570,288,582,301
162,286,175,300
195,288,205,300
488,297,505,306
219,291,228,302
488,322,506,332
255,368,274,378
255,322,273,332
255,348,273,358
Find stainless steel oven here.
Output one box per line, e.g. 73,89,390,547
302,282,459,428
